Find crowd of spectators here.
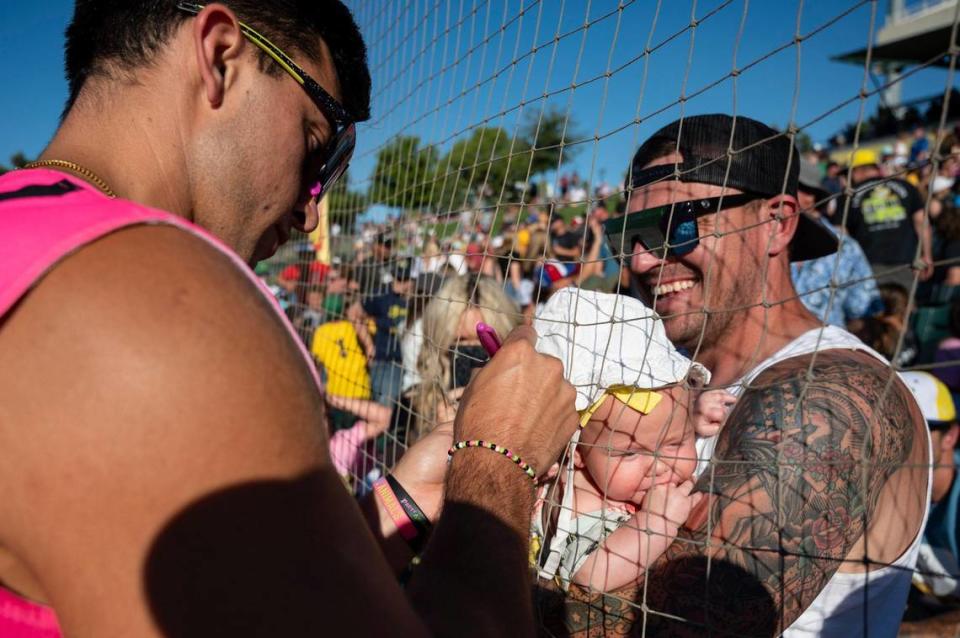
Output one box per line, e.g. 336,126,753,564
793,127,960,376
269,128,955,389
272,126,960,368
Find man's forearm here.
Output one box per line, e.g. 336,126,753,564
537,579,641,638
407,451,537,638
359,452,540,637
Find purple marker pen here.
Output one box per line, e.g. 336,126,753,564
476,322,502,357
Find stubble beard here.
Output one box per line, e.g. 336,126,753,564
666,273,753,359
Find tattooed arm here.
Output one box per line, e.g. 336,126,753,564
549,351,922,637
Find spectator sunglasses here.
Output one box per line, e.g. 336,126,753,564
177,2,356,202
602,193,760,260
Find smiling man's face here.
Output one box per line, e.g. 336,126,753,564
626,154,771,353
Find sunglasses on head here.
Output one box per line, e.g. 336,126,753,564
176,2,356,202
602,193,761,260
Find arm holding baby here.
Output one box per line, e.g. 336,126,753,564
571,480,697,591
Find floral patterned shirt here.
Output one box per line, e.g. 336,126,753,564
791,223,883,327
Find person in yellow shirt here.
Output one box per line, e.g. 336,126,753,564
311,294,372,402
516,222,531,256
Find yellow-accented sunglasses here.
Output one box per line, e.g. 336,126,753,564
177,2,356,201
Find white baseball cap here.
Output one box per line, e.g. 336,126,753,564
900,371,956,426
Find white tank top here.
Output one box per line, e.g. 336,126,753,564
695,326,932,637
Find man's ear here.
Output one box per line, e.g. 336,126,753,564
764,194,800,258
190,3,248,108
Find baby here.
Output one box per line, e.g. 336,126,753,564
531,288,735,592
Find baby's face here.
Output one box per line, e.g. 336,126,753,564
578,390,698,505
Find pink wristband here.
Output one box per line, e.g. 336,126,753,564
373,477,418,543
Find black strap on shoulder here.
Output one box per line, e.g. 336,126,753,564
0,179,80,203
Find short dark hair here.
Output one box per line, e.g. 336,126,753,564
64,1,371,121
879,282,910,320
848,316,899,360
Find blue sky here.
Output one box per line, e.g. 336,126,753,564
0,0,953,197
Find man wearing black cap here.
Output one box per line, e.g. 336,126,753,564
554,114,930,637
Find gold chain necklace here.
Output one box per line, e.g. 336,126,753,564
23,159,117,198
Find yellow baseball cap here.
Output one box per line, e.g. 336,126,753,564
849,148,879,169
901,371,956,426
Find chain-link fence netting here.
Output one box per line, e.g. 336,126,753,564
260,1,960,633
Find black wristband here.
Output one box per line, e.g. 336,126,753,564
385,474,432,539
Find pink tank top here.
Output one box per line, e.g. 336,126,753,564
0,168,325,636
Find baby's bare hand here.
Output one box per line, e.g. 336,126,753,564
641,480,696,527
692,389,737,437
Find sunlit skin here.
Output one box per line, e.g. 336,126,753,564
548,385,732,591
0,5,590,636
455,306,485,346
627,152,819,386
549,148,932,632
39,6,336,264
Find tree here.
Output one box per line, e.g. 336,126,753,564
432,127,529,211
369,135,439,210
519,105,583,178
368,106,585,214
795,131,814,155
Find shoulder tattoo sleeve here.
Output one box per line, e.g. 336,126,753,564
550,351,918,637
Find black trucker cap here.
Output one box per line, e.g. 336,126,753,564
628,114,838,262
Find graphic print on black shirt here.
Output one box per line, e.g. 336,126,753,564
840,177,924,266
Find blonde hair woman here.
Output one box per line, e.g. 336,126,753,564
412,275,520,441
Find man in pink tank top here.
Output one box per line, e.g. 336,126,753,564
0,3,580,637
545,115,931,637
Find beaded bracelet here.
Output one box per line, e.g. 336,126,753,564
448,440,537,480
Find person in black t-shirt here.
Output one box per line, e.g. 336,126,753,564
548,215,583,260
834,149,932,289
354,233,393,299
